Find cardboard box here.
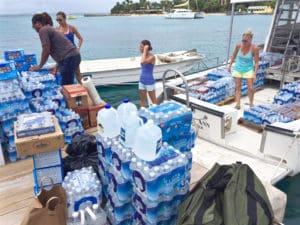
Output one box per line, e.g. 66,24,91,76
15,117,64,157
74,107,90,130
62,84,88,109
88,103,106,127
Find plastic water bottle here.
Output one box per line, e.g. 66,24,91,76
132,119,162,161
117,99,137,121
91,204,107,225
120,111,144,148
67,211,81,225
97,104,121,138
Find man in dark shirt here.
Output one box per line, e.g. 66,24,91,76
30,13,81,85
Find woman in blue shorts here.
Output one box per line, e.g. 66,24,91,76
228,29,259,109
139,40,157,107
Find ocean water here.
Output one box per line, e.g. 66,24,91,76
0,14,272,106
0,14,299,224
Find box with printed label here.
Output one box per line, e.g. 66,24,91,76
62,84,88,109
15,117,64,157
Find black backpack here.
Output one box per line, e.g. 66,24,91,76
177,163,276,225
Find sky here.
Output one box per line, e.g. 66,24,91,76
0,0,134,15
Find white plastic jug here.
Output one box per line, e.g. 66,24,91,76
120,111,143,148
117,99,137,121
97,104,121,138
132,119,162,161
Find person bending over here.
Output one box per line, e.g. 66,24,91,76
30,12,81,85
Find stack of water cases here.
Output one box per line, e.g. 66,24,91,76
62,167,107,225
96,102,134,225
243,80,300,125
4,49,38,72
15,112,64,193
0,76,31,162
57,109,84,144
96,101,195,224
139,101,195,154
186,61,268,103
131,143,190,225
19,71,84,144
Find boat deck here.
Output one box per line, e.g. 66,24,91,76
0,86,289,224
0,126,208,225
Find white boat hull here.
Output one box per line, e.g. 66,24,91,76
80,50,204,86
165,9,205,19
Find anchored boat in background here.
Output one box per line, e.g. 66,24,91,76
165,9,205,19
164,0,205,19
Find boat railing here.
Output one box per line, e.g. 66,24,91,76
184,56,222,75
266,55,300,87
162,69,190,106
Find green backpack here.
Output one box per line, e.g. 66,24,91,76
177,163,275,225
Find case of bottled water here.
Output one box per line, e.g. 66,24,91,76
16,112,55,138
44,89,66,108
105,199,133,225
0,60,18,81
167,129,195,152
62,167,102,217
111,142,133,181
20,71,56,88
106,208,132,225
32,150,62,169
133,211,177,225
33,165,64,187
273,91,295,105
57,109,81,130
4,49,25,61
107,166,132,203
24,54,37,67
145,101,193,142
64,126,84,144
80,203,107,225
30,99,60,115
132,184,188,224
97,104,121,138
130,143,190,203
243,104,275,125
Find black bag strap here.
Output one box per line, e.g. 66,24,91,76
195,165,232,225
246,166,273,225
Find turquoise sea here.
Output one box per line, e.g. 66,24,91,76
0,14,299,224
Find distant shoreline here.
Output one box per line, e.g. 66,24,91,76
83,12,227,17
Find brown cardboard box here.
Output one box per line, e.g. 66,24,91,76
88,103,106,127
15,117,64,157
74,108,90,130
62,84,88,109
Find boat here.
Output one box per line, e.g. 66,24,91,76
165,0,205,19
80,49,205,86
67,15,77,20
151,0,300,220
165,9,205,19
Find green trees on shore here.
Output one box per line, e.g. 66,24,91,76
110,0,276,14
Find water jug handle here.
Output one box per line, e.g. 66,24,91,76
138,117,144,126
